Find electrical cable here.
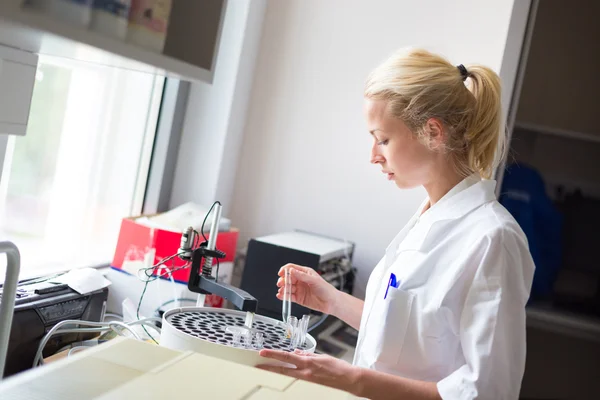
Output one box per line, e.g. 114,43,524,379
307,313,329,333
135,201,223,341
136,254,188,344
67,346,88,357
103,312,123,321
33,320,112,367
127,317,163,335
200,201,222,283
166,259,178,306
136,279,155,343
107,322,141,341
200,201,221,242
33,318,163,367
154,298,197,316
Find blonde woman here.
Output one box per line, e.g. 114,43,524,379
258,48,534,399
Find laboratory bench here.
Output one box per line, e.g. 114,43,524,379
0,337,356,400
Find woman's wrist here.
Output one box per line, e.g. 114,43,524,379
327,287,343,317
347,365,366,397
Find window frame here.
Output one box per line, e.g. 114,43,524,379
0,64,187,280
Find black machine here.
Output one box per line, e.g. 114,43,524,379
1,280,107,377
240,231,355,320
177,202,258,313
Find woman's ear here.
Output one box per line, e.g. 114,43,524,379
423,118,446,150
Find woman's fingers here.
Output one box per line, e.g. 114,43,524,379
293,348,314,357
277,292,300,303
277,286,297,296
289,268,320,286
256,364,303,379
259,349,306,368
278,263,314,277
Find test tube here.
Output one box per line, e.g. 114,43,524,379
242,330,253,348
232,331,242,347
286,315,298,340
291,328,302,349
282,267,292,324
254,332,265,349
300,314,310,345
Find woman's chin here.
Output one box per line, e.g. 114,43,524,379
393,176,419,190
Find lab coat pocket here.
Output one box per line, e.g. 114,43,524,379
362,288,415,367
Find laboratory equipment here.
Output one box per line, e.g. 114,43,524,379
282,267,292,323
0,278,108,377
178,203,257,316
160,307,316,366
158,202,317,366
241,231,355,320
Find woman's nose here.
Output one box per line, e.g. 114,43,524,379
371,144,384,164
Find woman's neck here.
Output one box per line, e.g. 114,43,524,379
422,170,464,213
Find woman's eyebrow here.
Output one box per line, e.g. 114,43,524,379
369,129,383,135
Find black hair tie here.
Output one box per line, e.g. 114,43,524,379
457,64,468,81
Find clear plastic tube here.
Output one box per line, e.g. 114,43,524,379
242,330,253,348
300,314,310,345
254,332,265,349
286,315,298,340
282,267,292,324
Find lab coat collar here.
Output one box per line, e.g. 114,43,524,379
385,198,428,254
385,179,497,258
419,178,497,227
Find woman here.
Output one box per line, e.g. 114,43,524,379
258,48,534,400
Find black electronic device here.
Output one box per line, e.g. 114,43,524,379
0,279,108,377
178,209,258,313
240,231,355,320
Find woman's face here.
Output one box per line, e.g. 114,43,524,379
364,98,437,189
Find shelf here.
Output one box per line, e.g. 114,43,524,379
0,0,224,82
515,121,600,145
526,302,600,343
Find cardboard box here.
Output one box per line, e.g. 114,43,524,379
111,217,239,307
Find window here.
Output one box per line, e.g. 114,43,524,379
0,55,164,279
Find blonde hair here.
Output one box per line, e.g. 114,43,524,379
364,48,505,179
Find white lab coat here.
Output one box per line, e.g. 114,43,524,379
353,175,535,399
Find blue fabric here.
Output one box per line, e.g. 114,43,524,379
499,163,563,299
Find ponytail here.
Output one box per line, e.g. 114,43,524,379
365,48,505,179
464,65,505,179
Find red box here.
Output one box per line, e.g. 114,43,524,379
111,216,239,285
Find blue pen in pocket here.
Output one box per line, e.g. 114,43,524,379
384,272,401,299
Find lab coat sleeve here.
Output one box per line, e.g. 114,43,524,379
437,228,534,400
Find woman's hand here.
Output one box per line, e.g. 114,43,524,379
276,263,339,315
257,349,361,394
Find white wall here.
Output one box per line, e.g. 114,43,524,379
169,0,266,213
229,0,521,298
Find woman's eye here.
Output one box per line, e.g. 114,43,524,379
377,139,389,146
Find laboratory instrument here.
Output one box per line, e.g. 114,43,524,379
159,202,317,366
241,231,355,320
160,307,316,366
282,267,292,323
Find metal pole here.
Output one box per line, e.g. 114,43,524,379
0,241,20,379
196,203,222,307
